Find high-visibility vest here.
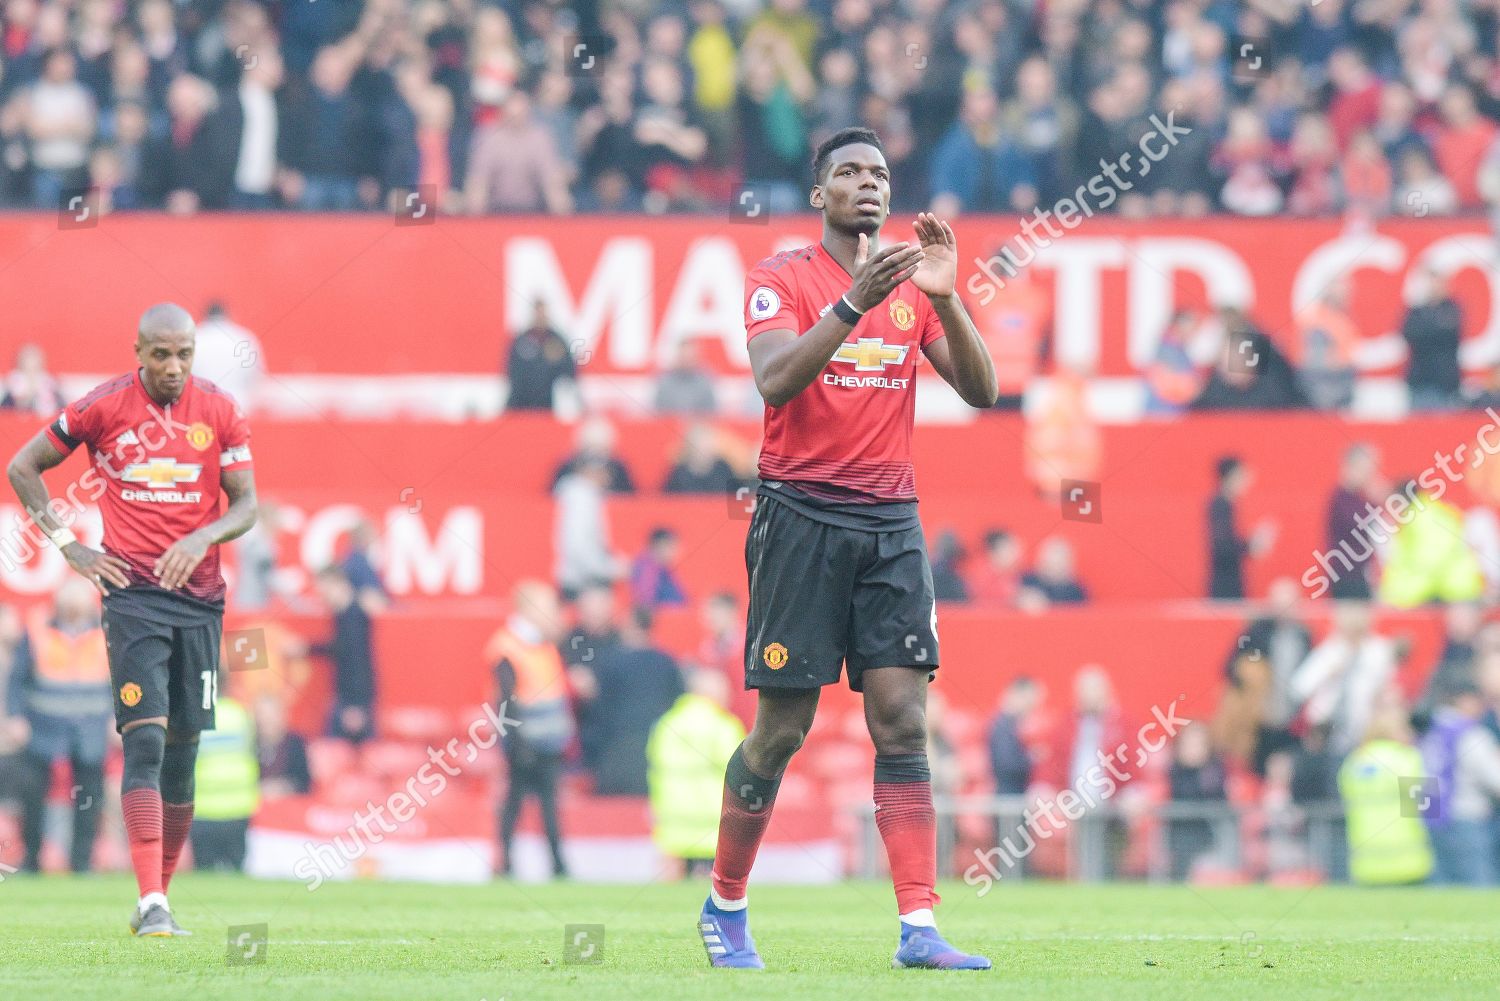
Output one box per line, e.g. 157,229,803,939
485,628,574,752
1338,739,1433,885
23,611,109,717
647,694,746,858
194,698,261,821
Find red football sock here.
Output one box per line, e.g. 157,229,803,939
122,788,164,899
874,754,937,915
161,802,194,892
710,746,781,902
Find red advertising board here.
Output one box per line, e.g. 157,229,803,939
4,215,1499,379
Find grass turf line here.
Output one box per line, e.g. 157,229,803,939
0,875,1494,1000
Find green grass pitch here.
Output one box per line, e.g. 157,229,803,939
1,875,1494,1000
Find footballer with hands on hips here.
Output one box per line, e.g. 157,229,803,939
7,303,258,938
698,127,999,971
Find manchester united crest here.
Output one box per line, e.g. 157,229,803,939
763,642,789,669
888,298,915,331
120,682,143,707
186,422,215,451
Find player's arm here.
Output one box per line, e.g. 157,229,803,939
6,431,131,592
750,236,925,406
911,213,999,408
155,467,259,590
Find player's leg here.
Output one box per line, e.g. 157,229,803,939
700,687,818,970
852,526,988,970
159,728,199,894
861,667,938,919
105,602,181,935
712,686,819,901
120,715,170,934
862,668,988,969
153,624,222,932
701,497,852,968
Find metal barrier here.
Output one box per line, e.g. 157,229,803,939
852,796,1349,883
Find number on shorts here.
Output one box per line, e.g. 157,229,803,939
201,670,218,710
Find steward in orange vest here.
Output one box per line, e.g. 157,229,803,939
7,578,111,872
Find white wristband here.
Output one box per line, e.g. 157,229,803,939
45,527,78,549
840,294,867,316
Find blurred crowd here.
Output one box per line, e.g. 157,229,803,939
6,0,1500,217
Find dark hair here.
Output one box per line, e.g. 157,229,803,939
812,126,885,186
649,527,677,546
629,605,654,632
1216,456,1242,482
983,528,1013,550
1437,679,1482,704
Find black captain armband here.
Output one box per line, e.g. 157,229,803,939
831,295,864,326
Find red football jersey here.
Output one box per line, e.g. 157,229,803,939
46,370,253,605
745,242,945,502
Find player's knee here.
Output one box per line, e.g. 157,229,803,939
121,723,166,793
869,704,926,755
160,740,199,802
748,722,809,771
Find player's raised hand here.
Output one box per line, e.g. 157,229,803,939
910,212,958,300
846,232,924,313
62,543,131,594
154,531,211,591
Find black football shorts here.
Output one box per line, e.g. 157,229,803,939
743,495,939,692
103,602,220,734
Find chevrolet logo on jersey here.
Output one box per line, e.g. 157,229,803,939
121,459,202,489
833,338,909,371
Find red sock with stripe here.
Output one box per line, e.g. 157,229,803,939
158,741,199,892
874,753,938,916
122,788,164,899
161,803,194,892
710,745,782,903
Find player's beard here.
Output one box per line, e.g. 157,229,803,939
833,205,885,238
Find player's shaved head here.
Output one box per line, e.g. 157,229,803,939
134,302,196,405
137,302,195,343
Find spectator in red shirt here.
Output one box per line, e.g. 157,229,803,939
1434,84,1498,209
1326,48,1382,151
967,529,1023,608
1287,112,1342,216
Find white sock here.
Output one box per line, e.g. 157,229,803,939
138,892,169,912
710,888,748,912
900,908,935,928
